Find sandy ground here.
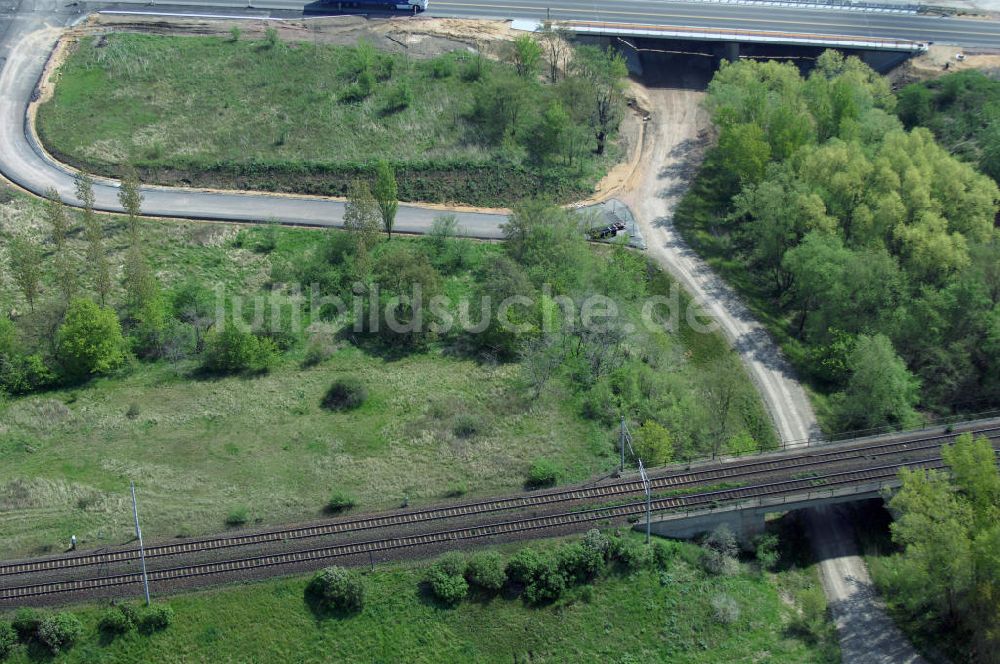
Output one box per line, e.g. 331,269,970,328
620,83,927,664
894,43,1000,84
82,13,518,57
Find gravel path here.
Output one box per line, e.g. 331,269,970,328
621,81,926,664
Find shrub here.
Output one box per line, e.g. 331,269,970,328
321,378,367,411
433,551,467,577
443,482,467,498
506,547,543,585
302,331,336,367
452,413,482,439
384,82,412,113
229,25,241,42
98,606,134,635
264,27,279,48
225,506,249,526
466,551,506,592
711,593,741,624
525,459,560,488
581,529,610,559
555,542,605,584
139,604,174,631
753,533,780,571
789,585,829,644
0,622,15,659
611,538,651,571
427,552,468,605
633,420,673,466
341,70,374,103
326,491,356,514
37,612,83,654
430,57,455,79
652,540,679,569
305,566,366,614
523,558,566,605
202,326,276,374
11,608,40,640
701,524,739,575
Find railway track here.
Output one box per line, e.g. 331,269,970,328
0,458,954,602
3,425,997,581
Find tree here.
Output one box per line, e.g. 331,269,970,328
57,298,127,381
471,74,533,144
539,23,572,83
633,419,673,465
510,34,542,78
715,123,771,193
897,83,935,128
888,433,999,658
833,334,919,432
8,235,43,311
372,160,398,240
572,46,628,155
305,566,366,614
44,187,70,248
343,179,381,280
44,188,78,304
701,358,744,458
370,244,443,346
528,102,571,165
118,168,143,240
76,173,112,305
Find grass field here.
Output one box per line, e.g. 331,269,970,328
0,187,774,558
0,534,840,663
37,33,618,206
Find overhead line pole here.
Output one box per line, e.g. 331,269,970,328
130,481,151,606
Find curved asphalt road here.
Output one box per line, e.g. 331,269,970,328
0,10,506,237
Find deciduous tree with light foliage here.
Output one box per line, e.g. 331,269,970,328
57,298,126,381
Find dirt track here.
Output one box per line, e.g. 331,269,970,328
622,80,926,664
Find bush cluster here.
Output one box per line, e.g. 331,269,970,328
325,491,356,514
525,459,560,489
321,378,368,411
426,552,469,606
201,326,277,375
423,529,669,609
306,566,366,615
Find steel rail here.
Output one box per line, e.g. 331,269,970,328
2,425,997,579
0,457,958,601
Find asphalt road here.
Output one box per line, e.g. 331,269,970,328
0,3,507,237
97,0,1000,48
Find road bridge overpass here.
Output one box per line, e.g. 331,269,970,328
90,0,1000,50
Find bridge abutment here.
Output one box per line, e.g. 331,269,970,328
639,482,892,547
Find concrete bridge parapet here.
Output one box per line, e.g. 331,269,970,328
640,480,898,546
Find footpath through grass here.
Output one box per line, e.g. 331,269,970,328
0,534,840,663
38,33,621,207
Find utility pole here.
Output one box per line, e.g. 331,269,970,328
619,415,626,474
639,459,651,544
130,481,151,606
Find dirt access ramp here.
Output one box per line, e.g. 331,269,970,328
76,13,522,60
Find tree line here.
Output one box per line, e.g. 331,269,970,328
676,50,1000,431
